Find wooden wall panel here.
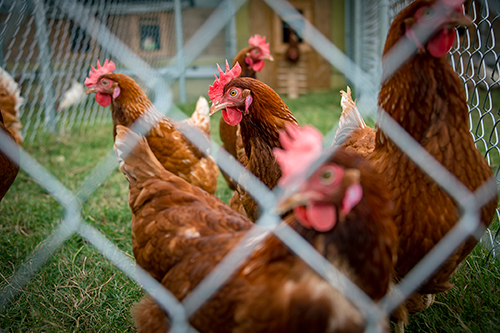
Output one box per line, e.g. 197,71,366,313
249,0,277,87
249,0,331,93
309,0,331,90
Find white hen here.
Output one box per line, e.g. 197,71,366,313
57,80,86,111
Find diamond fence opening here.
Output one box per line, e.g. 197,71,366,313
0,0,498,332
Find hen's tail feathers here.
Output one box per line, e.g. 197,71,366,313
405,292,436,314
333,86,365,146
389,279,409,329
0,68,24,145
187,96,210,135
132,295,170,333
114,125,165,182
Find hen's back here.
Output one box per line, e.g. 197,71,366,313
0,112,19,202
133,233,366,333
146,97,219,195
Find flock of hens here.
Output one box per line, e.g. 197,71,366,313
0,0,498,332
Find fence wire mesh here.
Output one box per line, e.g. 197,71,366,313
348,0,500,259
0,0,499,332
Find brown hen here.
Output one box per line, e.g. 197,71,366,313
114,124,396,332
274,125,398,303
0,112,19,202
233,34,274,79
336,0,497,328
219,35,274,190
85,60,218,194
285,30,300,64
210,62,298,221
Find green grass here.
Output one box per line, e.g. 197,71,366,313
1,90,499,332
405,244,500,333
0,122,139,332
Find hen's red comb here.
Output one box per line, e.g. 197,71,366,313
442,0,465,6
84,59,116,87
273,124,323,188
208,60,241,102
248,34,270,55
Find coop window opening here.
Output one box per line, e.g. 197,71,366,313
139,17,161,51
272,2,311,53
281,10,303,44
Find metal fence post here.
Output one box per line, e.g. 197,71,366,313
379,0,390,79
0,20,5,69
225,0,237,64
32,0,57,132
344,0,352,86
174,0,186,104
353,0,362,92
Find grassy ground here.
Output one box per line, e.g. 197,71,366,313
0,90,499,332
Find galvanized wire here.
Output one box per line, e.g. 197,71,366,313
349,0,500,259
0,0,499,332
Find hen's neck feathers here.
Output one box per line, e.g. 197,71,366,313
233,46,257,78
228,78,298,153
101,73,170,136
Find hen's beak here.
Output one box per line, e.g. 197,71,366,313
447,10,472,27
276,191,320,215
209,102,229,116
261,54,274,62
85,87,96,94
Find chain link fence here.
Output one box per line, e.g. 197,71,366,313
1,0,234,140
0,0,499,332
347,0,500,259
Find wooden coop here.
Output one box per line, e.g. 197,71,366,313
246,0,334,98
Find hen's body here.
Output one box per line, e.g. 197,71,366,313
0,67,23,145
337,0,497,317
135,232,366,333
217,77,298,221
286,149,398,302
90,72,219,194
117,125,249,280
0,112,19,202
57,80,85,111
115,126,396,332
374,50,496,295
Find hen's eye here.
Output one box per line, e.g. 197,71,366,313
229,89,238,97
421,7,434,19
102,79,109,86
320,169,336,185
